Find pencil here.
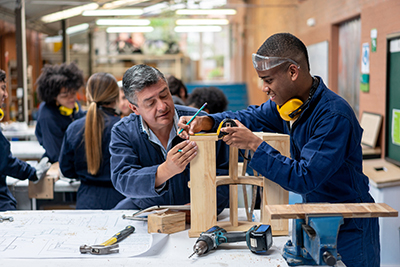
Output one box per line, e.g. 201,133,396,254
178,102,207,134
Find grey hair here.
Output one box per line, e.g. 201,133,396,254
122,64,167,105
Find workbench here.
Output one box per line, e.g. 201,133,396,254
0,209,291,267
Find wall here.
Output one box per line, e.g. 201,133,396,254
242,0,400,157
0,20,43,121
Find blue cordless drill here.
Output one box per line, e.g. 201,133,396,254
189,224,272,258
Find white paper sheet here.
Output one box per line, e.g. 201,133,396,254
0,210,168,258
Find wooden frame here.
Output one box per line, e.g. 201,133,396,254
188,133,290,237
360,112,382,148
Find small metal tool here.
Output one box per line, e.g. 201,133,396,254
0,215,14,222
123,205,190,221
80,244,119,255
79,225,135,255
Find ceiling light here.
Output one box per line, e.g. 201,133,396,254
103,0,150,9
96,19,150,26
66,23,89,35
106,26,154,33
41,3,99,23
143,2,169,14
44,35,62,43
175,9,237,15
82,9,143,16
176,19,229,25
174,26,222,33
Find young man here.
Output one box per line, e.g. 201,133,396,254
35,63,85,163
178,33,380,267
0,69,50,211
110,64,229,212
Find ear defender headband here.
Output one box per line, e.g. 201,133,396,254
277,77,319,121
252,53,300,71
59,102,79,116
0,108,4,121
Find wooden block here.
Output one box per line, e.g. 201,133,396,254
265,203,398,220
28,176,54,199
148,211,186,234
28,162,59,199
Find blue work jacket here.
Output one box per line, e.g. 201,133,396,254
0,131,37,211
110,105,229,213
208,77,380,267
35,101,85,163
59,109,125,209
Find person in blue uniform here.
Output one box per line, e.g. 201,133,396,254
109,64,229,213
35,63,85,163
0,69,50,211
178,33,380,267
59,72,125,209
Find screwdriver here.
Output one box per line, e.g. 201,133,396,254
100,225,135,246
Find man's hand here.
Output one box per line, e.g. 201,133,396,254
155,140,198,187
33,157,51,184
177,116,213,139
220,120,263,152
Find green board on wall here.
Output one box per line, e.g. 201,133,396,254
386,38,400,166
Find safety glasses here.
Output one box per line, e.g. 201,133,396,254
252,53,299,71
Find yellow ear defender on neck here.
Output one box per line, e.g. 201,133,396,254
0,108,4,121
59,102,79,116
277,98,304,121
277,76,320,121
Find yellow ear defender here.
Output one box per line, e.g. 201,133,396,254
59,102,79,116
277,76,319,121
277,98,304,121
0,108,4,121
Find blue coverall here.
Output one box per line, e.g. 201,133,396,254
208,77,380,267
59,108,125,209
110,105,229,214
0,131,37,211
35,101,85,163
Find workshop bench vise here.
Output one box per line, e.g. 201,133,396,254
283,215,343,266
265,203,398,266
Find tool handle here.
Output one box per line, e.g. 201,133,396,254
224,232,247,243
101,225,135,246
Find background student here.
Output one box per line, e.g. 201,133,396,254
167,75,187,106
186,86,228,114
35,62,85,163
117,80,133,117
0,69,50,211
59,72,125,209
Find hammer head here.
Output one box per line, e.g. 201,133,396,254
79,244,119,255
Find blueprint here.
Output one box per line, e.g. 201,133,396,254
0,210,168,258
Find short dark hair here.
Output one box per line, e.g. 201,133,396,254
167,75,187,99
36,62,84,105
122,64,166,105
0,69,6,82
186,86,228,114
257,32,310,71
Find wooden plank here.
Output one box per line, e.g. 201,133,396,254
189,137,217,237
265,203,398,220
216,176,264,187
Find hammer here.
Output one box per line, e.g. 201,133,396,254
80,225,135,255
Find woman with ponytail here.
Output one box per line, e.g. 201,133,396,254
59,73,125,209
